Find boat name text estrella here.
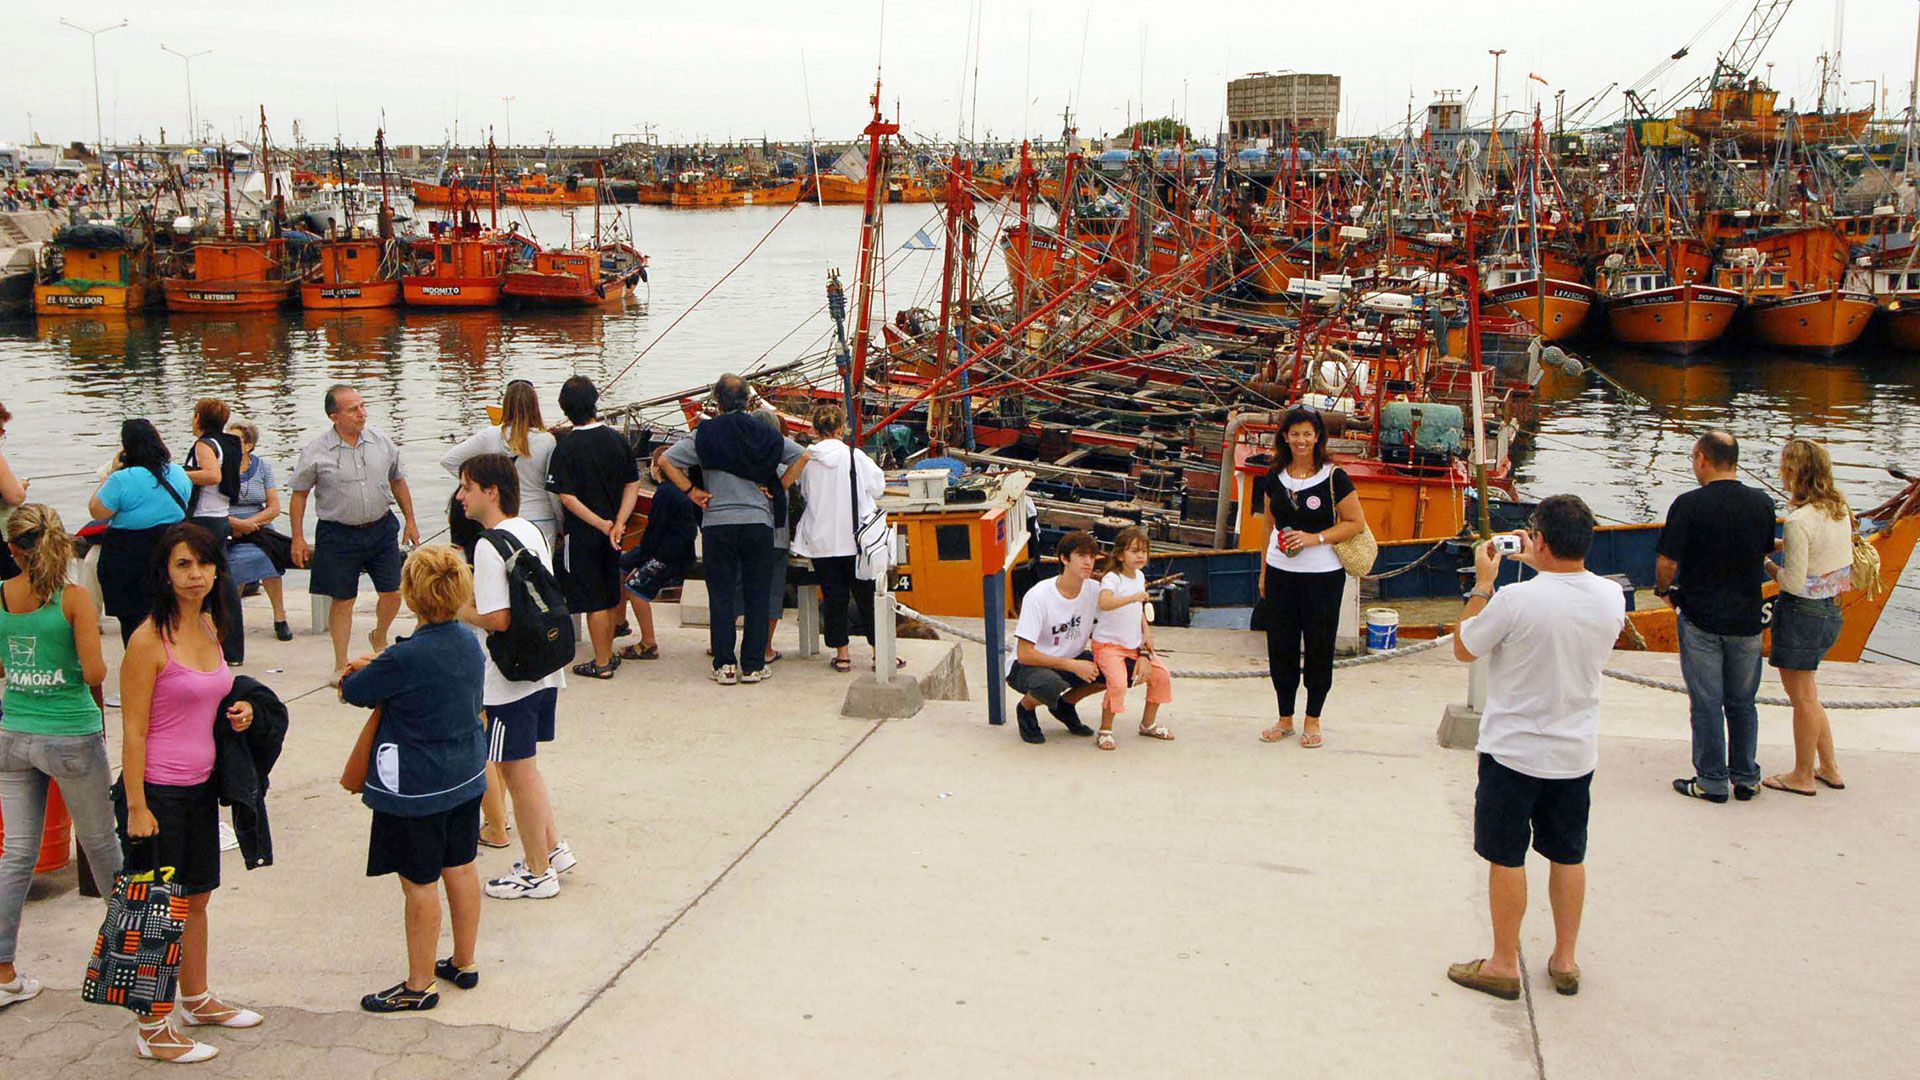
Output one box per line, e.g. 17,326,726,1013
320,287,363,298
187,292,239,302
421,286,464,296
47,294,107,307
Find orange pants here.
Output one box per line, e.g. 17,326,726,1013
1091,641,1173,716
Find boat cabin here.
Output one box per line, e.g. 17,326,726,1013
191,241,284,282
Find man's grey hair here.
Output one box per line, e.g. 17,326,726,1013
323,383,358,417
713,374,751,413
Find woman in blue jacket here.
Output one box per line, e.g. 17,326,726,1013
339,545,487,1013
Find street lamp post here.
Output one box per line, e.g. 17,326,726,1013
58,18,127,176
161,45,211,148
1487,48,1507,181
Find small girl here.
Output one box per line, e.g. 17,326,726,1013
1090,527,1175,750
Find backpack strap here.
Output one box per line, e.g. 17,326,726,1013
481,527,529,564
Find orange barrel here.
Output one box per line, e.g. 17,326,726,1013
0,781,74,874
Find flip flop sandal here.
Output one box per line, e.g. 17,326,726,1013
619,643,659,661
1816,775,1847,790
830,657,853,673
1762,775,1818,797
765,649,784,663
478,834,513,849
870,656,908,670
1260,723,1295,743
1137,724,1175,741
1300,729,1324,749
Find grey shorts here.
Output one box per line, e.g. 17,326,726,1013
1005,654,1101,707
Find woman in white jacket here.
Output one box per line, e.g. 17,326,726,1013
791,405,888,672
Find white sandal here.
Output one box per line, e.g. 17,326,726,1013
135,1017,219,1063
178,991,264,1029
1095,730,1116,751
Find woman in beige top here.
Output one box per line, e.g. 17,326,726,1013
1762,439,1852,796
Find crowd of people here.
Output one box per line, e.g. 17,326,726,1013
0,376,1879,1051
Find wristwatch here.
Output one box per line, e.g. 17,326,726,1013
1467,587,1494,602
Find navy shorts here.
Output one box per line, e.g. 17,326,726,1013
311,515,403,600
367,796,481,886
485,687,558,763
1473,754,1592,868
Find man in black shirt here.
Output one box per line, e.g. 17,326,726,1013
1655,430,1777,803
546,376,641,679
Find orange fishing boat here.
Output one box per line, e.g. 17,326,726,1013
33,223,154,315
300,236,401,310
411,172,596,208
1715,226,1874,354
814,171,940,204
502,243,646,307
1481,258,1594,342
161,239,296,313
1868,250,1920,350
1675,78,1873,150
1601,273,1741,354
630,181,672,205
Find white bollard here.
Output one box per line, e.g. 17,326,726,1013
873,574,896,685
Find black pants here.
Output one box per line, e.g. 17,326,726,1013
813,555,876,649
192,517,245,665
1264,565,1345,718
704,523,774,674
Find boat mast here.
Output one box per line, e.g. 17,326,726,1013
847,80,900,449
487,137,501,232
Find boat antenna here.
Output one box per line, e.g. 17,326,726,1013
801,49,825,206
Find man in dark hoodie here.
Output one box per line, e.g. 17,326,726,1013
657,375,808,686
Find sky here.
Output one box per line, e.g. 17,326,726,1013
3,0,1917,150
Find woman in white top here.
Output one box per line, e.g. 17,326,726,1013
790,405,888,673
1762,438,1852,796
1253,407,1367,749
183,398,246,665
441,381,560,546
1090,526,1174,750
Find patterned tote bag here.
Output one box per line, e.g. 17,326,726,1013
81,841,189,1014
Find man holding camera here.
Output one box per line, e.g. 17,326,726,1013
1447,495,1626,1001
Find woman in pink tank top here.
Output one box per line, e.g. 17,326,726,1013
117,524,260,1063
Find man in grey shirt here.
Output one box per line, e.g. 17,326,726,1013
289,384,421,681
657,374,807,685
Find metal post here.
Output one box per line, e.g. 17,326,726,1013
873,573,896,685
983,569,1007,726
161,46,209,149
60,19,126,181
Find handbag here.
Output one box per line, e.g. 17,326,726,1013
81,839,189,1015
1332,523,1378,579
1849,523,1882,599
243,527,294,574
341,705,382,794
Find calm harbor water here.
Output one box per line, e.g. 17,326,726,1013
3,204,1918,663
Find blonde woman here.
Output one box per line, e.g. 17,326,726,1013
0,506,120,1011
1762,439,1852,797
440,380,560,546
339,545,488,1012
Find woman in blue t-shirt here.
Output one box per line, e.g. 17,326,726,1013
88,420,192,643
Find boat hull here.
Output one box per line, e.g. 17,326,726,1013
501,272,635,307
1881,297,1920,351
34,282,147,315
161,278,293,313
1605,284,1740,354
1746,290,1877,354
1483,277,1595,342
401,277,504,309
299,279,401,311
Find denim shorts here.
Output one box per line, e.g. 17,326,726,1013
1770,594,1843,671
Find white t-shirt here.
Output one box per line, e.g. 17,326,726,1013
1457,570,1627,779
1092,570,1148,650
1010,574,1101,674
472,515,569,706
191,436,230,519
1264,465,1344,574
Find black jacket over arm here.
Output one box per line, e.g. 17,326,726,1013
213,675,289,869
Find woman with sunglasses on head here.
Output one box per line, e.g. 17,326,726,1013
441,381,560,548
1254,407,1367,749
117,523,260,1062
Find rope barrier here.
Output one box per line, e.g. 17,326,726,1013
895,600,1453,677
1600,668,1920,710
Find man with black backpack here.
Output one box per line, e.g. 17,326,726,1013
455,454,577,901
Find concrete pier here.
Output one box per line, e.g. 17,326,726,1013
1,581,1916,1077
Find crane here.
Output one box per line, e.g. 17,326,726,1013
1705,0,1793,95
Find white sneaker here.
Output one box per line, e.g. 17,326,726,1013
739,666,772,684
710,664,739,686
485,868,559,899
547,842,576,875
0,975,42,1008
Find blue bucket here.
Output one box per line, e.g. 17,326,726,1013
1365,608,1399,652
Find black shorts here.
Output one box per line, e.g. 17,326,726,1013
560,527,622,613
311,515,403,600
115,778,221,896
485,688,558,763
1473,754,1592,868
367,796,482,886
